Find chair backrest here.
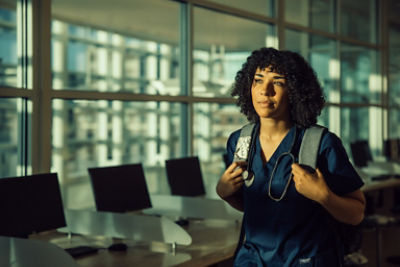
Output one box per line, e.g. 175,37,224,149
350,140,373,167
0,173,66,238
165,156,206,197
88,164,152,212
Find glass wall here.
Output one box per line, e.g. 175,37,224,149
0,98,30,178
0,4,17,88
340,0,377,43
0,0,31,178
52,99,181,208
51,1,180,94
340,44,380,104
193,7,277,97
389,24,400,138
285,0,335,33
1,0,394,208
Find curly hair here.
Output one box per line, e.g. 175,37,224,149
231,47,325,128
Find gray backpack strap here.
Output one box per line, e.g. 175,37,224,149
298,125,326,171
233,123,256,163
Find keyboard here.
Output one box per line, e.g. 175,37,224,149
65,246,99,258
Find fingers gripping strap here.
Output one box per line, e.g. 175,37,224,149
233,123,256,162
298,125,325,170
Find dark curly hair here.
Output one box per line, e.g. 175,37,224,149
231,47,325,128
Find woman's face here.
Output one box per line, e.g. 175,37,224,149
251,67,291,121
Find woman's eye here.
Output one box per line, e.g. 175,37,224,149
274,81,285,86
254,79,263,84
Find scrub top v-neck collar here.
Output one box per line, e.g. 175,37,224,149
256,125,297,167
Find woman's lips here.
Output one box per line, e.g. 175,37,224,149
258,101,275,108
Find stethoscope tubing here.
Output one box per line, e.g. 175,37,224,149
243,124,297,201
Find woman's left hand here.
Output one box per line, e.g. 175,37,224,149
291,163,330,204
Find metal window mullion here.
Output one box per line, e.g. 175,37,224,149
179,2,193,157
31,0,52,174
381,0,389,140
277,0,285,49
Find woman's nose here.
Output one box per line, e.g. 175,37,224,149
260,81,275,96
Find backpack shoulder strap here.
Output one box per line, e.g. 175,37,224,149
298,124,326,172
233,123,256,162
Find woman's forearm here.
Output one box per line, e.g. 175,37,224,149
320,189,365,225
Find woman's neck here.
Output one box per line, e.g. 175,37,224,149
259,118,293,141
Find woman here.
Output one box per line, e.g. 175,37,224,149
216,47,365,266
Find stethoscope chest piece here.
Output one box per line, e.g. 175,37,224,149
242,170,254,187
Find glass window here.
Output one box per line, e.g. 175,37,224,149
340,0,377,43
193,103,247,198
285,30,339,103
389,24,400,107
193,7,277,97
52,99,182,209
0,98,30,178
205,0,275,17
340,106,382,158
0,4,18,87
51,0,180,94
285,0,335,33
389,108,400,138
340,44,380,104
318,105,340,136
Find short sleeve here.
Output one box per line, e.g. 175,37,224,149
317,131,364,195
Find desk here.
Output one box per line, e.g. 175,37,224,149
361,177,400,193
32,219,241,267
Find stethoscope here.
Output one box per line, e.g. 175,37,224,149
242,124,297,202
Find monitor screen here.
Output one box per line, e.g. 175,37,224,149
88,164,152,212
165,156,206,197
384,139,400,161
350,140,373,167
0,173,66,238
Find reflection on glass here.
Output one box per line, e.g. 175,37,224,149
340,107,382,157
206,0,275,17
193,103,247,198
51,0,180,94
285,30,338,103
285,0,334,33
193,7,277,97
0,4,17,87
389,25,400,107
340,0,376,43
0,98,30,178
340,44,380,104
52,99,182,208
389,109,400,138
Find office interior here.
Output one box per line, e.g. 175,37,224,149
1,0,400,266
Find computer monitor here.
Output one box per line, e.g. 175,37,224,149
0,173,66,238
384,139,400,161
350,140,373,167
165,156,206,197
88,164,152,213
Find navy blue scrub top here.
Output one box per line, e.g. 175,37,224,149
226,125,364,267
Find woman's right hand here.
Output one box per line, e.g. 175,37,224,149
216,161,246,200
